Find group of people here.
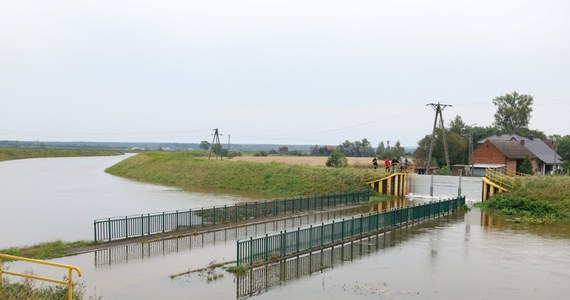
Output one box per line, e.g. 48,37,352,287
372,157,409,172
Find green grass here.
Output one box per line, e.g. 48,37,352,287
0,148,123,162
105,152,376,198
478,176,570,222
0,240,96,260
0,279,86,300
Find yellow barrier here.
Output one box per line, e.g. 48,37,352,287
0,253,82,300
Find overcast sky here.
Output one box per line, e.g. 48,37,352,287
1,0,569,147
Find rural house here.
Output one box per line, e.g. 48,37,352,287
472,134,563,175
471,139,537,176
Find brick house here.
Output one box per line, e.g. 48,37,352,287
471,139,537,176
475,134,563,175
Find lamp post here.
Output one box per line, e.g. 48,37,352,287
468,123,476,176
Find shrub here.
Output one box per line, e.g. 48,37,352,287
326,150,348,168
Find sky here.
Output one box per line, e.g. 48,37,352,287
1,0,569,147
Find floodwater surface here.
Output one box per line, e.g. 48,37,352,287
0,154,248,248
2,156,569,300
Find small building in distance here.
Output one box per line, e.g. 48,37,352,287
278,146,289,155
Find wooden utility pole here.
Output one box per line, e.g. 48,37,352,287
208,128,223,160
426,102,452,173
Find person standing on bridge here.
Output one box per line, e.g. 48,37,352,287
384,159,390,172
391,158,399,173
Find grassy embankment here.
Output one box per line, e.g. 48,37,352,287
478,176,570,223
0,148,123,162
105,151,379,198
0,240,96,260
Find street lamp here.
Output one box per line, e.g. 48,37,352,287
468,123,477,175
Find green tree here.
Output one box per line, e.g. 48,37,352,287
376,141,386,157
326,149,348,167
337,138,374,157
449,115,467,135
518,156,534,175
199,141,211,150
413,130,467,167
555,135,570,162
493,91,533,133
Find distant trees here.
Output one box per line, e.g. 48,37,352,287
413,127,468,167
199,141,211,150
376,140,405,159
493,92,534,133
556,135,570,162
337,138,374,157
326,150,348,167
310,145,333,156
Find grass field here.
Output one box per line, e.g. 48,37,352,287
106,152,384,198
233,156,381,168
0,148,123,162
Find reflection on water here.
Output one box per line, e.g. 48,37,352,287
6,208,570,299
481,211,570,239
94,205,376,267
369,197,410,212
237,212,461,298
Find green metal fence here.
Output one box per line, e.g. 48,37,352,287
236,196,465,266
94,190,369,242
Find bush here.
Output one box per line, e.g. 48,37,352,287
482,194,566,219
326,150,348,168
253,151,269,157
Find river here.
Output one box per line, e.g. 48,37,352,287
1,155,569,299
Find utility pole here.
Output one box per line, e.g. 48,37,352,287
227,134,231,155
208,128,223,160
426,102,452,173
468,123,476,175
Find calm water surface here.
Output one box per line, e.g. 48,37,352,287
2,156,569,299
0,154,248,248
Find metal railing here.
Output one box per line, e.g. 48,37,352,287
94,191,370,242
484,166,528,191
236,196,465,266
0,253,82,300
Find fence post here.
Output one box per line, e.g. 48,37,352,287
430,174,434,196
281,230,286,257
176,210,179,231
141,214,144,236
213,206,216,225
458,174,462,197
249,237,253,265
296,228,300,253
265,234,269,262
125,216,128,239
108,218,111,242
162,212,166,233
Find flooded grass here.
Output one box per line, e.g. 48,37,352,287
0,240,96,260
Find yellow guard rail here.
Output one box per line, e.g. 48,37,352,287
0,253,82,300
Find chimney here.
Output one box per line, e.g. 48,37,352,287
520,140,525,146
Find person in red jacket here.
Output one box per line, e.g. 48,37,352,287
384,159,390,172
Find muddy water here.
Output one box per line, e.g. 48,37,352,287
0,155,248,248
2,156,570,299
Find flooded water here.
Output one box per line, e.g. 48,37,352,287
0,155,248,248
2,156,570,299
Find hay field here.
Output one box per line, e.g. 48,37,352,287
232,156,380,168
